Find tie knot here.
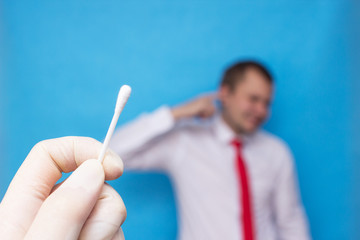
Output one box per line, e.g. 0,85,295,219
231,138,242,149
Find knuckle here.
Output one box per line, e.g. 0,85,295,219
102,185,127,222
32,139,51,153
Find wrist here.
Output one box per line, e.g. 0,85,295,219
171,105,190,121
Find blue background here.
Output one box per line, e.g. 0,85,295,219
0,1,358,239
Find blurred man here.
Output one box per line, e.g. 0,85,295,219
110,61,310,240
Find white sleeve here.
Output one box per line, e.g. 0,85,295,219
272,147,311,240
108,106,178,171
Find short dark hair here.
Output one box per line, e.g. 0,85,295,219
220,60,273,90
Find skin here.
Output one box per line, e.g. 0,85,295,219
0,137,126,240
172,67,273,134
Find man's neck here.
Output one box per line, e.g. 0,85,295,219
220,113,244,136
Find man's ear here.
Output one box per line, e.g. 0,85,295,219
218,85,230,104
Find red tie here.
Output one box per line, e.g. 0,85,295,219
231,139,255,240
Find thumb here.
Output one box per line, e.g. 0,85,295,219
25,159,105,240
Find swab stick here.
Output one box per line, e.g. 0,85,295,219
98,85,132,163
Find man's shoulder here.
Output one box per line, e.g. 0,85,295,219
253,130,292,157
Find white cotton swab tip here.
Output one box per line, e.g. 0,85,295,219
115,85,131,114
98,85,132,163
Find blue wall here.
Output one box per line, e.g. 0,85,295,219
0,2,5,192
350,0,360,239
0,1,357,239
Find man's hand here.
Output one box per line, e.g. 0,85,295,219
0,137,126,240
171,94,217,120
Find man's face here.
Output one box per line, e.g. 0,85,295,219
219,68,273,134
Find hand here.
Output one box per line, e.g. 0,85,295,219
171,93,217,120
0,137,126,240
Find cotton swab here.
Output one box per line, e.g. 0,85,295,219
98,85,132,163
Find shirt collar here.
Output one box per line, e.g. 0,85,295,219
212,114,254,145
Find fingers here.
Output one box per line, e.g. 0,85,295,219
24,159,104,240
198,95,217,118
111,228,125,240
199,107,216,118
172,92,219,120
0,137,123,239
205,91,219,100
79,183,126,240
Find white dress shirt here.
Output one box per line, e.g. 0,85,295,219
109,106,311,240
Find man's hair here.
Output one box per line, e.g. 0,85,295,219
220,60,273,90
